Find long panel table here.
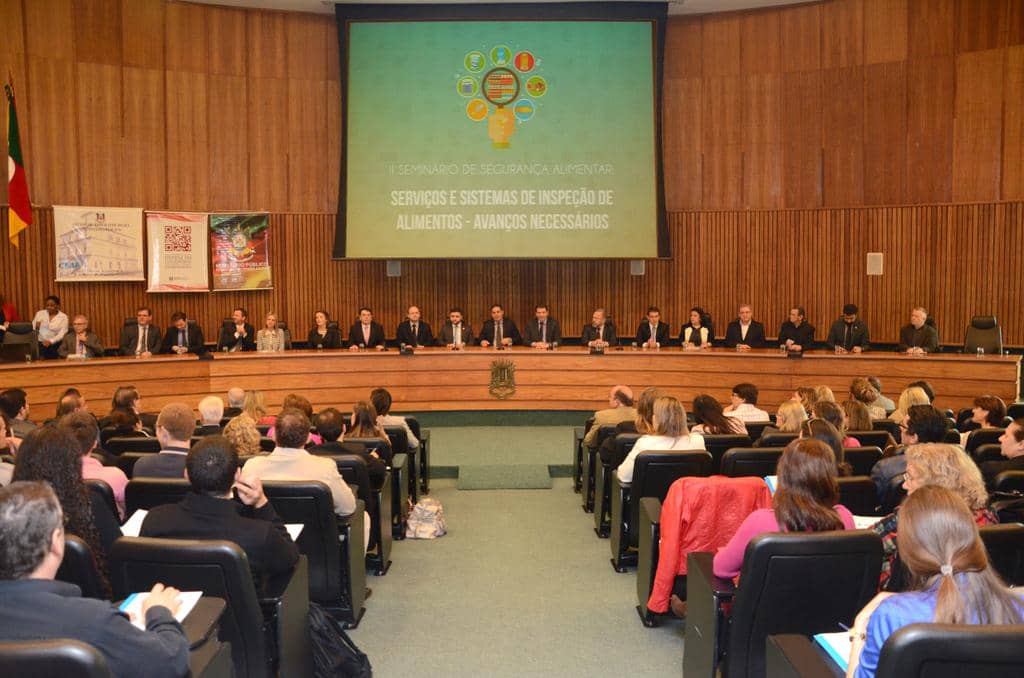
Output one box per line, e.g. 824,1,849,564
1,347,1019,416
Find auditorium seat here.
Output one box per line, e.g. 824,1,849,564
993,470,1024,494
847,430,894,450
838,476,882,516
702,434,753,472
743,421,771,441
963,315,1003,355
757,432,798,449
871,419,901,439
405,416,430,494
943,429,962,445
844,446,883,476
382,425,417,504
1009,403,1024,420
85,479,118,523
636,497,663,627
56,534,107,600
609,450,713,572
0,639,110,678
595,434,640,538
259,436,275,452
965,428,1005,455
115,452,153,478
880,474,908,515
125,478,190,515
973,443,1004,465
573,417,593,493
327,453,392,576
720,448,783,478
580,424,618,513
684,530,881,678
0,321,39,361
876,623,1024,678
979,524,1024,586
256,424,271,436
102,435,161,456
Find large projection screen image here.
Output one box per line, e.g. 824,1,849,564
337,11,665,259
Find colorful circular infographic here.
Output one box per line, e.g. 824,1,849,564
482,68,520,106
490,45,512,66
466,98,488,122
456,77,478,97
526,75,547,98
512,99,535,122
464,51,485,72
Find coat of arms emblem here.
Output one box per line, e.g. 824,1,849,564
489,359,516,399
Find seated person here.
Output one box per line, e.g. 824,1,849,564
479,303,521,348
598,387,659,468
871,443,996,592
825,303,870,353
522,304,561,349
723,304,766,349
133,403,197,479
159,311,205,355
887,385,932,423
0,482,190,677
582,308,616,348
867,376,896,412
777,306,815,352
849,377,887,419
636,306,669,348
0,415,18,484
617,396,706,482
60,411,128,518
195,396,224,436
307,310,342,349
256,312,286,353
897,306,939,355
438,307,473,348
309,408,386,489
347,307,386,351
959,395,1007,445
842,399,878,435
216,307,255,352
141,436,299,581
847,486,1023,678
100,385,154,431
119,306,161,357
755,400,806,444
243,390,276,426
713,438,856,578
980,418,1024,487
584,385,636,450
907,380,935,403
871,404,949,500
690,394,746,435
812,400,860,447
395,305,434,348
800,418,853,476
679,307,714,348
795,386,820,413
347,401,393,462
0,388,37,438
31,295,69,359
265,394,322,447
242,408,356,517
224,387,246,418
723,383,771,422
104,409,150,441
370,388,419,451
58,314,104,359
223,413,263,459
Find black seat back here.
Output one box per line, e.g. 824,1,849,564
103,435,161,455
109,537,267,677
629,450,713,546
942,429,961,445
880,473,908,515
727,531,882,678
838,476,880,516
345,437,391,464
610,433,641,466
980,524,1024,586
125,478,191,515
84,479,117,521
115,452,154,478
876,623,1024,678
703,434,753,472
720,448,784,478
963,315,1003,355
848,430,894,449
872,419,901,438
974,443,1004,465
966,428,1005,454
56,534,107,600
1008,404,1024,420
0,639,110,677
743,421,772,441
259,436,275,452
593,424,619,449
758,432,798,448
994,471,1024,494
845,446,883,476
382,426,408,456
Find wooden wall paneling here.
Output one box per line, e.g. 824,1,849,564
287,79,328,212
701,14,741,77
781,70,823,208
120,67,166,208
956,0,1012,52
908,0,957,58
121,0,164,69
76,63,124,206
998,203,1024,343
665,17,702,80
326,11,341,82
165,70,210,210
326,80,342,213
662,77,703,211
906,56,955,203
740,10,781,74
247,76,290,212
73,0,122,66
822,0,865,68
1008,0,1024,46
864,0,909,64
779,1,821,72
821,66,866,206
701,76,742,208
207,74,250,210
952,49,1004,201
0,0,26,206
25,0,74,60
164,1,209,74
1003,46,1024,199
247,11,288,80
863,61,908,204
208,6,247,77
285,13,329,82
741,73,783,208
26,57,80,207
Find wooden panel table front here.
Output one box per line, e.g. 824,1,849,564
2,348,1018,417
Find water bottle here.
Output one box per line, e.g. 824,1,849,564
977,347,984,358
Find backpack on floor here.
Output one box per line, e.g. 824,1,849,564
406,497,447,539
308,602,372,678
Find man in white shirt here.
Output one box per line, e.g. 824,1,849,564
31,295,69,360
723,383,771,422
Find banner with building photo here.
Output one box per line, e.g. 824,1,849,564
53,206,145,281
146,212,210,292
210,213,273,290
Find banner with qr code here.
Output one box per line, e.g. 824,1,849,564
54,205,145,282
210,213,272,290
146,212,210,292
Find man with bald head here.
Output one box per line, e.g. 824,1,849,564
224,387,246,418
583,385,636,449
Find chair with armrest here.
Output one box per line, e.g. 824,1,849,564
595,433,640,537
965,428,1005,455
973,443,1004,465
383,425,417,504
963,315,1003,355
262,480,366,628
405,416,430,494
979,523,1024,586
274,321,291,350
872,419,901,438
875,623,1024,678
610,449,713,572
581,424,618,513
703,434,753,473
838,476,882,516
56,534,108,600
573,417,594,493
109,537,271,678
684,530,882,678
125,478,191,515
328,454,392,576
116,451,155,478
1,322,40,361
994,471,1024,494
102,435,162,456
743,421,771,442
0,639,111,678
844,446,883,477
85,479,118,522
757,432,798,449
847,430,894,450
720,448,784,478
348,436,404,538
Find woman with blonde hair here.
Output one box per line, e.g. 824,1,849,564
256,312,286,353
848,486,1022,677
617,396,705,482
632,387,664,435
793,386,819,413
223,413,262,458
841,399,880,436
888,386,931,423
870,443,997,591
756,401,807,445
813,385,836,403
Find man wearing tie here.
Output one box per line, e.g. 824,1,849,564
825,303,870,353
438,307,473,349
119,306,162,357
347,307,386,351
479,304,521,348
582,308,616,348
635,306,669,348
57,315,104,358
396,305,434,347
160,311,206,355
217,308,256,352
523,304,562,348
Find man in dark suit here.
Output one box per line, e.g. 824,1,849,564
438,307,473,348
309,408,386,489
980,419,1024,488
395,305,434,347
635,306,670,348
522,304,562,348
479,304,522,348
347,306,386,350
159,311,206,355
826,303,871,353
724,304,766,349
140,436,299,580
194,396,223,437
133,403,196,478
216,307,256,352
897,307,940,355
777,306,815,352
582,308,616,348
223,387,245,418
118,306,162,357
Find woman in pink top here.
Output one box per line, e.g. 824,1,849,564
713,438,856,579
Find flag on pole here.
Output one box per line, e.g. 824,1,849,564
5,78,32,247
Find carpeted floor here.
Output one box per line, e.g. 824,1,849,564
456,464,553,490
347,478,685,676
427,426,574,478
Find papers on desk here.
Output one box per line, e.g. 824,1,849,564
852,515,879,530
764,476,777,494
122,509,148,537
120,590,202,631
813,631,851,672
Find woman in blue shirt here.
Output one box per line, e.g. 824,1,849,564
847,485,1023,677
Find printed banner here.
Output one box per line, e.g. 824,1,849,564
54,205,145,281
210,213,272,290
146,212,210,292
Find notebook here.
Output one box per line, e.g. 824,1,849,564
764,475,777,494
119,590,202,631
813,631,851,671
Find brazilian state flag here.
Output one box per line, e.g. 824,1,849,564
5,80,31,247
